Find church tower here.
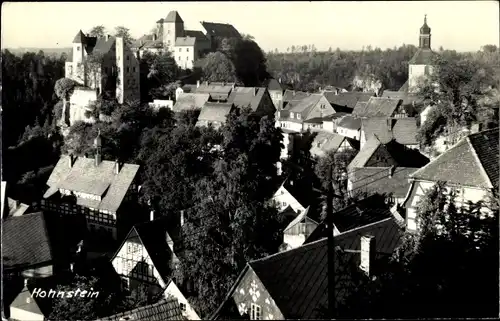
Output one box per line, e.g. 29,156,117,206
407,15,436,93
419,15,431,49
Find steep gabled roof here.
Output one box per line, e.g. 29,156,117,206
325,92,375,110
3,212,64,271
348,136,382,170
227,87,270,112
283,207,317,232
283,90,311,103
349,167,419,199
173,93,210,112
72,30,86,44
284,94,330,119
310,132,347,158
410,128,499,188
337,115,361,131
201,21,241,38
98,298,185,321
352,97,403,118
264,78,284,92
197,102,234,123
44,156,140,213
195,82,234,100
92,36,116,55
184,30,209,42
165,11,184,23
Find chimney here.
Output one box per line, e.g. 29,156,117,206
115,160,120,175
106,34,112,41
153,34,157,41
180,210,185,227
68,154,74,168
150,210,155,221
196,80,200,88
24,278,28,287
389,165,395,178
360,235,375,277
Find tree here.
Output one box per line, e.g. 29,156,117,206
339,182,499,318
114,26,134,46
231,39,270,86
200,51,236,83
54,78,78,99
88,25,106,38
139,51,179,101
178,109,285,317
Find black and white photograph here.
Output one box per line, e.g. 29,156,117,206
1,1,499,320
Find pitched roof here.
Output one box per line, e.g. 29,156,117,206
195,83,234,100
322,112,349,121
284,94,328,118
92,36,116,55
133,34,163,49
349,167,419,199
184,30,209,42
201,21,241,38
399,80,409,92
348,136,382,170
44,156,140,213
410,128,499,188
3,212,63,271
264,78,284,92
361,117,418,145
172,93,210,112
227,87,269,112
175,37,196,47
284,207,318,232
72,30,86,43
247,216,401,319
337,115,361,130
324,92,375,110
98,298,185,321
409,48,437,65
7,197,30,217
165,11,184,23
310,132,347,158
283,90,311,103
197,102,234,123
352,97,403,118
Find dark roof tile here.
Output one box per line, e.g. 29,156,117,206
201,21,241,38
349,167,419,199
165,11,184,23
361,117,418,145
352,97,403,118
98,298,185,321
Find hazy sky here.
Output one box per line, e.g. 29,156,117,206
2,1,499,52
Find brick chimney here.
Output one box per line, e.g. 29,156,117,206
115,160,120,174
360,235,375,277
196,80,200,88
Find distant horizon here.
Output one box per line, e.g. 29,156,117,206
2,1,499,52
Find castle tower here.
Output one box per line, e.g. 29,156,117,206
115,37,140,104
72,30,86,64
162,11,185,51
419,14,431,49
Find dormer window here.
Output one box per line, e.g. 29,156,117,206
290,112,294,118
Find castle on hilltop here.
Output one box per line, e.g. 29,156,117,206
65,32,140,105
131,10,242,70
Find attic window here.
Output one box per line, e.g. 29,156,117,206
76,46,80,51
180,303,186,312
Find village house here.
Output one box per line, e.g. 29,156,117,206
320,112,349,133
336,116,362,140
7,278,55,321
352,97,409,119
278,94,336,133
65,31,140,107
211,209,403,320
132,11,241,69
348,135,429,172
310,132,359,158
175,80,200,99
263,78,285,110
279,129,300,160
403,128,499,232
360,117,419,150
348,166,419,207
281,207,319,250
272,179,307,215
195,82,236,102
195,102,235,129
3,211,71,279
172,93,210,113
227,87,276,116
306,194,404,241
41,132,141,241
282,90,311,108
323,91,375,113
97,297,186,321
110,214,201,320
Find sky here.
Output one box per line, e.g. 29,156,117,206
2,1,499,52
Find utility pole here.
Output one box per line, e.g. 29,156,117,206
327,164,335,319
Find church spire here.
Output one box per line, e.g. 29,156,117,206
419,15,431,49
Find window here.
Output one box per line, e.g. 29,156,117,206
168,40,171,45
126,67,130,73
133,67,136,72
250,303,261,320
126,55,130,61
186,48,189,52
167,30,171,35
297,114,301,120
178,56,181,61
179,48,182,52
180,303,186,312
76,46,80,51
320,104,325,109
282,202,287,207
290,112,294,118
